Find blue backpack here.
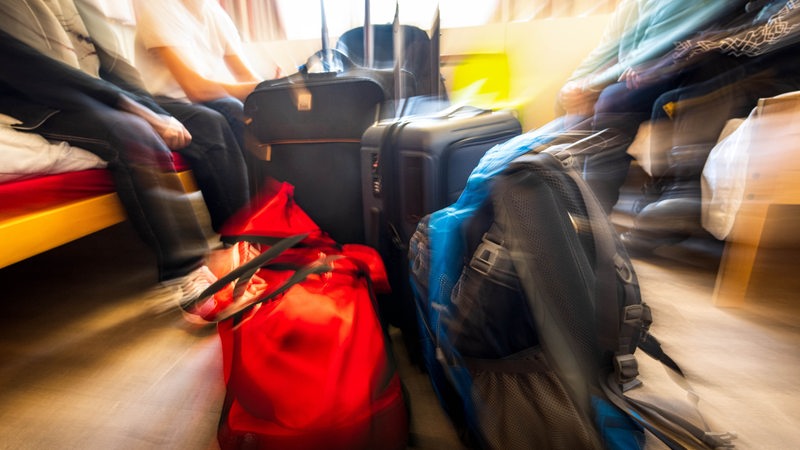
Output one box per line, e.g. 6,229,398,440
408,122,736,449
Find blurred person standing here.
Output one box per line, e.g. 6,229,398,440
0,0,220,308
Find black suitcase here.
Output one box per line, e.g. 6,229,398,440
243,1,434,244
361,106,521,249
243,56,403,244
361,106,521,353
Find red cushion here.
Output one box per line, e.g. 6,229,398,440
0,169,115,215
172,152,190,171
0,152,191,216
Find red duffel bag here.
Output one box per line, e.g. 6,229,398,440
183,181,408,450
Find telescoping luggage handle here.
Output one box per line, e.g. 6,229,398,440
181,234,340,323
364,0,373,68
311,0,358,73
319,0,333,71
391,0,444,116
311,0,442,108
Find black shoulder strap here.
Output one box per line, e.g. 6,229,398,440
637,333,684,377
560,150,627,355
182,234,336,323
555,140,673,387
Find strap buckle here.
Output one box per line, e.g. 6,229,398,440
614,354,641,391
623,303,653,342
623,304,644,326
469,233,518,289
470,236,503,276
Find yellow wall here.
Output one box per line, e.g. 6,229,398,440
440,15,610,130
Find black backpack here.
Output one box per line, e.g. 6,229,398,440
409,131,737,449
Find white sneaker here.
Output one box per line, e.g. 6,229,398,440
146,265,219,324
175,265,217,304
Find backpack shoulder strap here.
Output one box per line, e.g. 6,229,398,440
540,145,643,380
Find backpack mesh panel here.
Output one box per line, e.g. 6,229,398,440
532,163,597,266
470,352,602,449
500,165,600,369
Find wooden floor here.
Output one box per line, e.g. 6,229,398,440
0,215,798,449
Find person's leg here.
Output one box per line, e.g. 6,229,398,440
625,64,800,251
202,96,263,194
157,99,251,231
36,104,209,282
202,96,247,152
582,80,667,213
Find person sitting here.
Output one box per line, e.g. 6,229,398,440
0,0,221,310
131,0,269,152
620,0,800,251
73,0,253,232
556,0,748,213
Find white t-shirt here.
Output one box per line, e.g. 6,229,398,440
132,0,245,100
74,0,138,64
0,0,101,77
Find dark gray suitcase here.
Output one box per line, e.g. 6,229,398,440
361,106,521,248
360,106,521,352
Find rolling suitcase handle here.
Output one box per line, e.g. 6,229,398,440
319,0,333,70
364,0,373,68
300,48,358,75
430,2,442,100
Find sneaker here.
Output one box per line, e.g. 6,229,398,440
206,241,261,279
146,265,220,324
207,241,269,318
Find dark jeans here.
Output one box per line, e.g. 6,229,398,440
34,102,208,281
572,77,680,212
651,63,800,155
157,99,251,231
203,96,264,195
581,56,745,212
203,97,247,151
